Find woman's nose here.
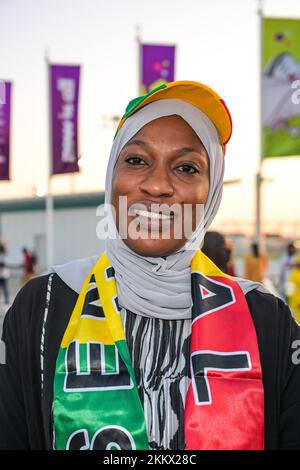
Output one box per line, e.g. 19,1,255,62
138,165,174,197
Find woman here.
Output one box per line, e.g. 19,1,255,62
1,81,300,450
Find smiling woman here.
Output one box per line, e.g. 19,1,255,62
111,114,210,257
1,81,300,452
104,95,225,321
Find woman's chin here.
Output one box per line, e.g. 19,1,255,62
123,237,186,258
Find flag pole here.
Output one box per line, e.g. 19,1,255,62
45,49,54,269
255,0,264,249
135,25,141,95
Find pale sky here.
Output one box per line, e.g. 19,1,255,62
0,0,300,234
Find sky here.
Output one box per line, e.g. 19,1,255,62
0,0,300,235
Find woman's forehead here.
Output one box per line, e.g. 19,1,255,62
134,114,194,131
125,114,206,149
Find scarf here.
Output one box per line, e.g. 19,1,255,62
105,99,225,319
53,249,264,450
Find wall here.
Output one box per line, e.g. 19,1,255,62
1,206,106,268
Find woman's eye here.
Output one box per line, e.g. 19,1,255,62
125,156,146,165
177,164,199,174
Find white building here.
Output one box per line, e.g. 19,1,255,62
0,192,105,269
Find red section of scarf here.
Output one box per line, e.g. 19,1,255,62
185,275,264,450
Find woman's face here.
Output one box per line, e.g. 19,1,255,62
111,115,210,257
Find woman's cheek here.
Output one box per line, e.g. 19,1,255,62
196,178,210,204
112,169,138,196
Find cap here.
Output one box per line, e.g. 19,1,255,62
115,80,232,153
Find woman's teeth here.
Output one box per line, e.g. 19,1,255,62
134,209,173,220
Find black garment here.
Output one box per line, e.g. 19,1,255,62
1,273,300,449
121,308,191,449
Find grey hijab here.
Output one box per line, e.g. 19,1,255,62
53,99,272,318
104,99,267,319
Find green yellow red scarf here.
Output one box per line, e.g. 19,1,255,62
53,250,264,450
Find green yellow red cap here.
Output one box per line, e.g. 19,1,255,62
115,80,232,153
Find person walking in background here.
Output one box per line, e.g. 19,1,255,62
279,242,297,301
0,243,10,306
244,242,268,283
286,254,300,325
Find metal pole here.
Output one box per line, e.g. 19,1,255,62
70,173,76,194
45,50,54,269
135,25,141,95
255,0,264,249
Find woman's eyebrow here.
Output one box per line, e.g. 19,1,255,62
172,146,206,155
123,140,206,156
122,139,152,150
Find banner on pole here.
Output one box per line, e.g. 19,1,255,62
0,80,11,181
140,44,175,95
262,18,300,158
50,64,80,174
0,81,11,181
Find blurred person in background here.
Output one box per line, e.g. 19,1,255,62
201,231,231,273
286,253,300,325
279,242,297,301
244,242,268,283
21,247,36,285
0,243,10,306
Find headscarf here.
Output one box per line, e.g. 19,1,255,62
104,98,225,320
52,98,273,317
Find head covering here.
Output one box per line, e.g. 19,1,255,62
104,93,225,319
52,81,273,317
116,80,232,153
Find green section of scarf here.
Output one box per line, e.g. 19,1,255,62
53,252,149,450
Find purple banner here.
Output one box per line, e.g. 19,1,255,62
50,65,80,175
0,81,11,181
140,44,175,94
